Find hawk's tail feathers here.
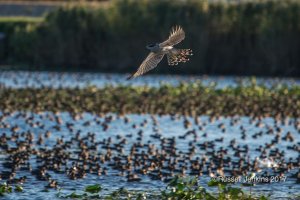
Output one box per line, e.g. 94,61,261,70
167,49,193,66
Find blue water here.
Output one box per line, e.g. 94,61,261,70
0,111,299,199
0,71,299,89
0,71,299,199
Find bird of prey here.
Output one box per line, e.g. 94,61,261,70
127,25,193,79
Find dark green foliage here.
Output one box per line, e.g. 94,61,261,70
0,17,40,63
162,176,215,200
55,176,271,199
162,176,255,200
60,192,89,199
0,183,14,196
0,177,292,199
0,0,300,76
84,184,102,193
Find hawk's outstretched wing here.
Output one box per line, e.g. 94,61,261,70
159,26,185,47
127,52,165,79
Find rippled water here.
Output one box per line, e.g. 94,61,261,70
0,111,299,199
0,71,299,88
0,71,299,199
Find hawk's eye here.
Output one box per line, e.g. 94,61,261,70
149,44,154,47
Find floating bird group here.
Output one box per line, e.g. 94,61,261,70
0,111,299,189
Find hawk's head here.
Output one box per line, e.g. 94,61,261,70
146,44,156,50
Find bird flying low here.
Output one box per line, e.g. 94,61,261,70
127,26,193,79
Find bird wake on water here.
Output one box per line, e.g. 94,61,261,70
127,26,193,79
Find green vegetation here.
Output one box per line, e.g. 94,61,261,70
0,16,41,38
4,177,300,199
0,183,12,196
84,184,102,193
55,177,270,200
1,81,299,117
0,0,300,76
0,17,43,23
58,185,155,199
161,177,270,200
0,183,23,196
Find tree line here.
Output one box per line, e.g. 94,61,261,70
0,0,299,77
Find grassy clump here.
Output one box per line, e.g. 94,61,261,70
0,0,300,76
0,82,299,117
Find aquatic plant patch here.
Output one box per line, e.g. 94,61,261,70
0,83,299,117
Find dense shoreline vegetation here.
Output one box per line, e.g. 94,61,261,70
1,83,299,117
0,0,300,76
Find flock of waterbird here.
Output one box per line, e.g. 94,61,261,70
0,26,299,198
0,111,299,190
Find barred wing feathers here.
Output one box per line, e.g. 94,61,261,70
127,52,165,79
159,26,185,47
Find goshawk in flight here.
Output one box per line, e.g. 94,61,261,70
127,25,193,79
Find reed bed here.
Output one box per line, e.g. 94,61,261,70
0,0,300,76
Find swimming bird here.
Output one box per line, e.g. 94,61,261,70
127,26,193,79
